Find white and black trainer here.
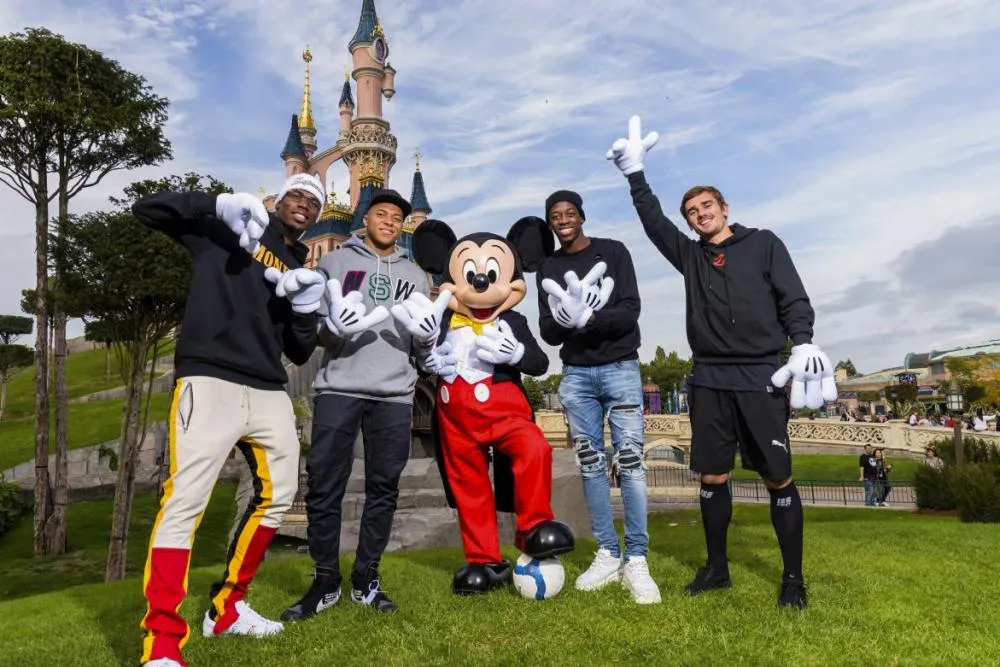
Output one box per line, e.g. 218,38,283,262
351,566,397,613
280,566,342,622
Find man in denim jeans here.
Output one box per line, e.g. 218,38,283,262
859,445,878,506
536,189,661,605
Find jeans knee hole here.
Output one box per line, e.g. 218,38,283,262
574,439,605,475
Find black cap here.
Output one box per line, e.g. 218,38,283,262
367,188,412,219
545,189,585,221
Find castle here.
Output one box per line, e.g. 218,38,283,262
262,0,432,269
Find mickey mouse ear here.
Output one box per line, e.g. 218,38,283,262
507,216,554,273
412,219,457,275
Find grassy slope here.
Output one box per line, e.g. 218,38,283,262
1,495,998,666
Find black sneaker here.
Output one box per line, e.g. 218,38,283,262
684,562,732,596
778,575,808,610
280,566,342,622
351,566,397,613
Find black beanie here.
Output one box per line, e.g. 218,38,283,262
545,189,585,221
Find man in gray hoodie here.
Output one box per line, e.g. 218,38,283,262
280,189,432,619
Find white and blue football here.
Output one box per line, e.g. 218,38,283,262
512,553,565,600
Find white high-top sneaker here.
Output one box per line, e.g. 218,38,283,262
142,660,183,667
575,548,623,591
202,600,284,638
622,556,661,604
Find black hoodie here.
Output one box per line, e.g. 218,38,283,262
627,171,814,368
133,191,318,390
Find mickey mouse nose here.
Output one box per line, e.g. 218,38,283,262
471,273,490,293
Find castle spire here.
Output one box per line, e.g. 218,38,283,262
299,45,315,131
350,0,380,48
410,149,431,222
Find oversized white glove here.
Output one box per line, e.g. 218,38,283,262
390,289,453,343
541,278,592,329
475,320,525,366
605,115,660,176
421,340,458,378
322,278,389,337
216,192,270,254
566,262,615,312
263,267,326,314
771,343,839,410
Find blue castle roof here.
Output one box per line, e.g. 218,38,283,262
350,0,380,49
280,114,305,160
410,169,431,213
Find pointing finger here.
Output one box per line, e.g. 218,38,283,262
628,115,641,141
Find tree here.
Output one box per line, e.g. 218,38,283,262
0,27,171,555
779,339,794,366
836,359,860,378
522,377,544,412
0,315,33,420
640,347,692,408
54,173,230,580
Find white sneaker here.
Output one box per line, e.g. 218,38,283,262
202,600,284,638
575,548,622,591
622,556,661,604
143,660,183,667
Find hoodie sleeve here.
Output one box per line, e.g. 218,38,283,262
767,232,814,345
132,191,226,252
588,242,641,337
627,171,692,273
281,313,319,365
505,311,549,377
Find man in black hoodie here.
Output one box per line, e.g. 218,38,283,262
606,116,838,610
133,173,325,667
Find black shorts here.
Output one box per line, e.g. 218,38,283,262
688,385,792,482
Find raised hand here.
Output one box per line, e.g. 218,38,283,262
771,344,839,410
215,192,270,254
390,289,453,343
421,340,458,378
322,278,389,337
541,277,593,330
263,267,326,314
605,115,660,176
565,262,615,312
475,320,525,366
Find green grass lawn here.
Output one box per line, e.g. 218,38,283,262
730,453,921,482
1,496,998,665
0,393,172,473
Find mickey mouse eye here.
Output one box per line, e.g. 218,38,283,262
485,258,500,283
462,259,477,284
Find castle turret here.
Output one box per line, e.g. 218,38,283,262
280,114,308,177
409,150,431,228
338,68,355,137
298,46,317,156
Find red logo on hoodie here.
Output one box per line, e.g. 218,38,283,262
711,252,726,268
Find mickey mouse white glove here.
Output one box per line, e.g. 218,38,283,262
216,192,270,254
390,289,453,344
567,262,615,312
263,267,326,314
322,278,389,337
771,343,839,410
420,340,458,378
475,320,525,366
605,115,660,176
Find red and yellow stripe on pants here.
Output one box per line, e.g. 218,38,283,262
139,376,300,666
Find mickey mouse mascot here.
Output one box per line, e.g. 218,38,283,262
391,216,575,595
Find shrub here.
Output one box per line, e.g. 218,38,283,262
927,435,1000,466
0,478,26,537
949,464,1000,523
914,464,955,511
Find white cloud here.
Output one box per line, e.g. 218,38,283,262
1,0,999,380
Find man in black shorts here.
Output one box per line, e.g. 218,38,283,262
606,116,837,609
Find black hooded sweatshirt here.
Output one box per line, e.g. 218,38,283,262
132,191,318,390
626,172,814,381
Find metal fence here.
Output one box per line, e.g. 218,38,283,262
643,466,915,507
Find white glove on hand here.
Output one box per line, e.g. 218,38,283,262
605,115,660,176
322,278,389,337
263,267,326,314
771,343,839,410
216,192,270,254
475,320,525,366
566,262,615,312
541,278,593,329
390,289,453,344
421,340,458,378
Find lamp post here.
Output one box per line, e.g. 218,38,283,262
947,380,965,466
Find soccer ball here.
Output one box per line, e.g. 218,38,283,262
512,553,565,600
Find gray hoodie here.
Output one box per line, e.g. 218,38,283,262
313,235,432,403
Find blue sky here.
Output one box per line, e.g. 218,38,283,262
2,0,1000,376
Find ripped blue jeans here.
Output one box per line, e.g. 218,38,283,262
559,359,648,559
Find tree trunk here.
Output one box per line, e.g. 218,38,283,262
45,180,71,555
105,338,150,581
0,374,7,421
32,167,52,557
105,346,111,383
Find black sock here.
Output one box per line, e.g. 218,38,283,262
699,481,732,569
769,482,804,580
